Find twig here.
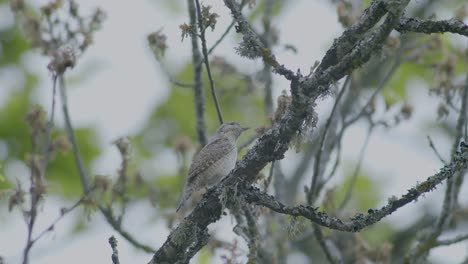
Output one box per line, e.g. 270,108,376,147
411,75,468,261
313,224,342,264
22,74,59,264
30,195,86,245
206,0,250,56
436,233,468,246
261,0,275,115
244,144,468,231
187,0,208,145
58,75,91,192
40,74,58,178
264,161,275,190
338,125,373,210
208,20,235,55
344,53,402,127
109,236,120,264
238,134,258,152
309,76,350,204
195,0,224,125
453,74,468,197
59,75,156,253
169,78,194,88
427,135,448,165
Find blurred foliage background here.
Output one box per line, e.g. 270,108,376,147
0,0,467,263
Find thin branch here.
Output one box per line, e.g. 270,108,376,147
207,0,249,55
264,161,275,190
150,1,410,261
427,135,448,165
313,224,342,264
187,0,208,145
410,75,468,262
30,195,86,246
261,0,275,115
40,74,58,178
344,53,402,127
309,76,350,204
58,75,156,253
208,20,235,55
395,17,468,36
436,233,468,246
23,74,59,264
238,134,258,151
58,75,91,192
338,125,373,210
100,206,155,253
244,144,468,231
195,0,224,125
453,74,468,198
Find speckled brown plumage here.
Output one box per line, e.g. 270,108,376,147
176,122,248,212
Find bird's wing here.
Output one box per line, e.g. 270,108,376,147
187,137,235,184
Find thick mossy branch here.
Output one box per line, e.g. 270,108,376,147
395,17,468,36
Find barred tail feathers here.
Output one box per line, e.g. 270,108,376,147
176,185,192,212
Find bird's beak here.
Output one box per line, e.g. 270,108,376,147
241,126,250,131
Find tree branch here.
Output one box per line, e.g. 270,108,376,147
187,0,208,145
195,0,224,125
149,1,414,262
395,17,468,36
243,144,468,231
59,76,156,253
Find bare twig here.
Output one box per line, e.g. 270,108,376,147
22,74,59,264
344,53,402,127
238,134,258,151
427,135,448,165
58,75,91,191
309,76,350,204
261,0,275,115
436,233,468,246
453,75,468,198
338,126,373,210
195,0,224,125
264,161,275,190
413,77,468,261
40,74,58,178
59,75,155,253
30,195,87,245
208,20,235,55
244,144,468,231
313,224,342,264
206,0,250,56
187,0,208,145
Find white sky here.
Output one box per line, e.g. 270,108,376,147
1,0,467,263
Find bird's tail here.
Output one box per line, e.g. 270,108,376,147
176,188,191,212
176,197,186,212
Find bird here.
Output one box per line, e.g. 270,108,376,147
176,122,249,212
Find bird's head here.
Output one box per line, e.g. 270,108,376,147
215,122,249,140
